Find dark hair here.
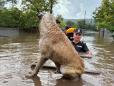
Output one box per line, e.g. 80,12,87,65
65,25,72,30
74,28,82,34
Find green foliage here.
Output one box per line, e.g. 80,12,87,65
0,7,39,28
56,15,66,28
0,8,21,27
77,19,85,29
22,0,57,13
60,20,66,29
19,10,39,29
66,20,77,28
48,0,57,13
93,0,114,31
0,0,58,29
77,19,96,30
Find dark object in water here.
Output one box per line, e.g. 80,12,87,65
84,69,101,75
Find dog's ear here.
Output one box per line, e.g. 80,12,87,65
56,19,61,24
37,12,44,20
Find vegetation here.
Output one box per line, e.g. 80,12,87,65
64,19,96,31
77,19,96,30
0,8,21,27
0,0,58,30
0,0,96,31
56,15,66,28
65,20,77,28
93,0,114,32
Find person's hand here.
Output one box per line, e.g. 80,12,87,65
86,51,92,58
79,52,92,58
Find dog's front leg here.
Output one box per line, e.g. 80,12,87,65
28,57,48,77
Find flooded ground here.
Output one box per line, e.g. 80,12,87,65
0,29,114,86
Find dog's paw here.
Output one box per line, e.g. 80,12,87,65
31,64,36,70
30,62,38,70
25,70,36,79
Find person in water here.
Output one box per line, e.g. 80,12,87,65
72,28,92,58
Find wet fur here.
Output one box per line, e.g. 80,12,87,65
29,13,84,79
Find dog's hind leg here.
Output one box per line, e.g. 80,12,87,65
54,62,61,73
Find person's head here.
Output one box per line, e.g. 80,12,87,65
73,28,82,42
65,28,75,41
65,24,72,30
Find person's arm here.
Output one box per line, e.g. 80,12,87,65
86,50,92,58
81,42,92,58
79,51,92,58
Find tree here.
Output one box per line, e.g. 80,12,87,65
0,8,22,27
66,20,77,28
6,0,17,8
19,10,38,29
0,0,6,9
109,0,114,31
22,0,57,14
77,19,85,29
48,0,57,13
56,15,66,28
93,0,114,31
0,0,59,29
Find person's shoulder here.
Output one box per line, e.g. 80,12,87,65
80,41,86,44
80,41,87,45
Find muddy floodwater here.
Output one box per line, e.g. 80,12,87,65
0,29,114,86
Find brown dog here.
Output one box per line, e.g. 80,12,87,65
28,13,84,79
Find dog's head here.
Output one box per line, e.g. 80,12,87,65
37,12,60,24
37,12,45,20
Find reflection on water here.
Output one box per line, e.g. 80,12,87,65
0,30,114,86
84,31,114,86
